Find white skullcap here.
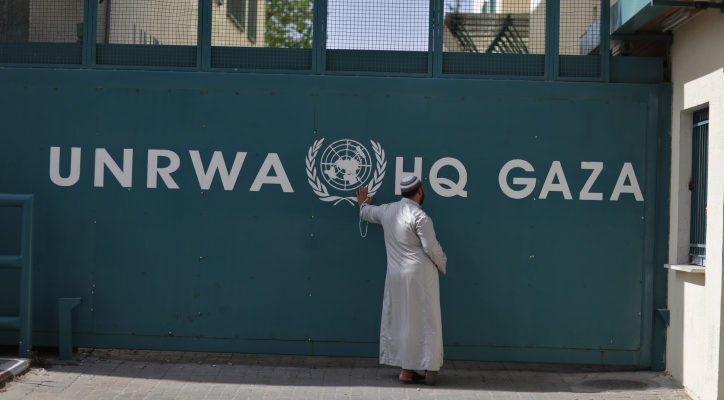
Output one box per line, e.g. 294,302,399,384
400,175,421,194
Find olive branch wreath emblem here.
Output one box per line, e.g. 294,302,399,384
306,138,386,206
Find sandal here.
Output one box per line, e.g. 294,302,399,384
398,370,426,384
425,371,438,386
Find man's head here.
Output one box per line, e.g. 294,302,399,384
400,175,425,206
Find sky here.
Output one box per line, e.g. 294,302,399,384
326,0,475,51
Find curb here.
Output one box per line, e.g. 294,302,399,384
0,358,30,385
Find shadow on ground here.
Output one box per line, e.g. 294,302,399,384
1,347,680,395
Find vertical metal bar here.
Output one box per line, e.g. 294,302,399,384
701,120,708,253
690,118,698,261
697,127,701,255
545,0,559,80
82,0,90,65
427,0,434,77
696,129,699,253
600,0,610,82
312,0,319,73
199,0,212,70
700,127,704,250
432,0,443,77
651,82,672,371
312,0,327,74
197,0,203,70
83,0,98,66
18,196,34,358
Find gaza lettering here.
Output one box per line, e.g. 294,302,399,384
498,159,643,201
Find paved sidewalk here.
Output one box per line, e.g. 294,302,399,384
0,358,29,386
0,349,690,400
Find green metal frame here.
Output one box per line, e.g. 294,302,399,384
312,0,326,74
433,0,443,77
0,194,35,358
546,0,559,80
200,0,213,71
0,0,617,81
652,83,672,370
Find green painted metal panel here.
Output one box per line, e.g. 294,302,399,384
96,45,197,68
211,48,312,71
0,67,667,367
0,43,82,65
442,53,545,76
611,0,668,35
611,57,663,83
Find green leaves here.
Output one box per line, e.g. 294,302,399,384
265,0,313,48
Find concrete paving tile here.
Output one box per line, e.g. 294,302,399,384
0,350,692,400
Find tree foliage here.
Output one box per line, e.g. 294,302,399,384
265,0,313,48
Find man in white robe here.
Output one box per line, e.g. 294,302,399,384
356,175,447,385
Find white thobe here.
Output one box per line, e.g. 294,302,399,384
360,197,447,371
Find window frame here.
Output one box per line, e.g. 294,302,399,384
689,107,709,266
227,0,247,33
247,0,258,43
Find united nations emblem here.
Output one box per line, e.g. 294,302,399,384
306,138,386,205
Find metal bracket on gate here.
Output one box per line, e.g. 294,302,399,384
656,308,670,327
59,298,82,361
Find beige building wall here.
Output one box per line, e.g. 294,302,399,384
529,0,545,54
102,0,198,45
472,0,530,14
502,0,529,15
211,0,265,47
97,0,264,47
666,9,724,400
28,0,84,43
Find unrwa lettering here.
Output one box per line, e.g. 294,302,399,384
49,147,294,192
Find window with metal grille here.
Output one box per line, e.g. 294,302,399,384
481,0,498,13
689,108,708,266
228,0,246,31
247,0,257,42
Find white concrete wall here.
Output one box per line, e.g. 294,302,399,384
667,9,724,400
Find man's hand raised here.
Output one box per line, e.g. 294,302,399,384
356,186,373,208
